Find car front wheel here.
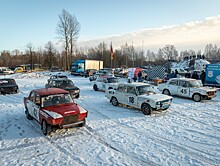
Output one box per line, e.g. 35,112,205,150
93,84,98,91
192,93,201,102
25,109,33,120
42,120,51,136
162,89,170,95
141,104,152,115
111,97,118,106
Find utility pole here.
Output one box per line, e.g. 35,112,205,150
132,42,134,67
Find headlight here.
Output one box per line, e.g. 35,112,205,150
75,90,80,93
156,101,161,105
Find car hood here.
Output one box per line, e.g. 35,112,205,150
61,85,79,91
193,86,216,92
43,103,80,116
139,93,172,102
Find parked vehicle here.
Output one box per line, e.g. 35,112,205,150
24,88,88,135
106,82,173,115
92,76,119,91
0,78,19,94
83,69,97,78
48,74,68,81
50,67,61,72
158,78,217,102
45,79,80,98
71,59,103,75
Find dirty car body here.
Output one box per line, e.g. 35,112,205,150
24,88,88,135
0,78,19,95
45,79,80,98
106,82,173,115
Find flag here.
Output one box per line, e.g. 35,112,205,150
110,42,114,60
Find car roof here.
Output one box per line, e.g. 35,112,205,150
118,82,150,87
170,78,196,81
34,88,69,96
0,78,15,81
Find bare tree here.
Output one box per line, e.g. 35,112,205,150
44,41,56,69
57,9,80,70
26,42,34,70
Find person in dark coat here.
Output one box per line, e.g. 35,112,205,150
175,69,179,77
170,71,176,78
200,70,206,85
133,74,137,82
185,72,191,78
138,71,142,82
191,71,199,79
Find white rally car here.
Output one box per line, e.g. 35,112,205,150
158,78,217,102
106,82,173,115
92,76,119,91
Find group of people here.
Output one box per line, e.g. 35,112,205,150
128,70,143,83
185,70,206,85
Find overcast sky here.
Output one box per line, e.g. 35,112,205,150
1,0,220,52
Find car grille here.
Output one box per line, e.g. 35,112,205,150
62,115,78,125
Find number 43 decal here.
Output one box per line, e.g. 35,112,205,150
180,89,187,94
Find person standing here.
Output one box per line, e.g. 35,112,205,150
200,70,206,85
138,71,142,82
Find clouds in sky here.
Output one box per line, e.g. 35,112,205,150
78,15,220,52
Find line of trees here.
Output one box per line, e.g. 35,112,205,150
1,9,220,69
1,43,220,69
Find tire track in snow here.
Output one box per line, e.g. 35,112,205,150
21,115,86,166
78,102,220,166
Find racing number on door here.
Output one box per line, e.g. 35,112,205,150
180,89,187,94
128,96,134,104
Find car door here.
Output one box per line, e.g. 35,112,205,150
27,92,41,122
167,79,178,95
177,80,190,97
125,86,137,107
114,84,127,104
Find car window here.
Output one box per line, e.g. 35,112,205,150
179,81,188,87
127,86,136,95
29,92,35,102
169,80,177,85
117,85,126,92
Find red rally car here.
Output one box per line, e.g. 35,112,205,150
24,88,88,135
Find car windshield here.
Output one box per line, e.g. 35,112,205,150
137,85,155,95
42,93,73,107
189,80,201,87
0,79,15,85
56,80,74,87
108,78,119,83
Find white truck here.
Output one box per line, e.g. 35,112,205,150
106,82,173,115
71,59,103,76
158,78,217,102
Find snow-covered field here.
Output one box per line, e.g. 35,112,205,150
0,72,220,166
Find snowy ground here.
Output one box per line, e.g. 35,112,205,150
0,72,220,166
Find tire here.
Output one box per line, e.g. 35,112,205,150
162,89,170,95
78,119,86,127
192,93,201,102
111,97,118,106
141,104,152,115
25,109,33,120
93,84,98,91
42,120,51,136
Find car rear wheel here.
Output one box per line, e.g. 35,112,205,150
162,89,170,95
192,93,201,102
111,97,118,106
93,84,98,91
141,104,152,115
42,120,51,136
